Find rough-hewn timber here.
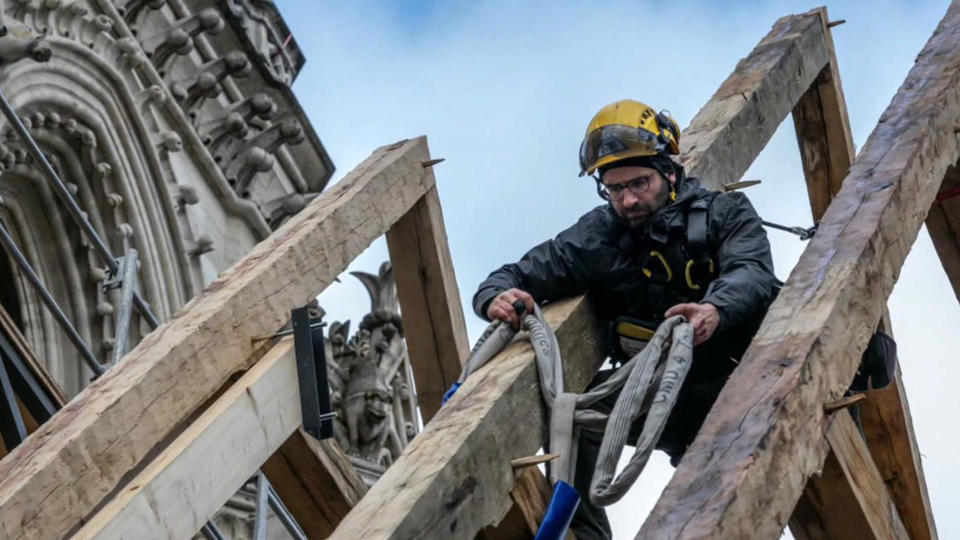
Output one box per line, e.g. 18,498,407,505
329,297,604,539
328,9,842,539
681,10,829,189
859,368,939,540
790,411,909,539
927,163,960,303
790,10,936,539
386,184,470,422
262,430,368,539
638,2,960,537
75,338,365,539
0,137,435,539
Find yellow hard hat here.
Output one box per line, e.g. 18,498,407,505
578,99,680,176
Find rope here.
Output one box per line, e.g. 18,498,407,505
449,305,695,506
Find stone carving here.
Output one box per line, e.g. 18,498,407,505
170,51,251,114
115,0,166,25
260,191,315,228
221,0,303,87
0,0,334,533
141,8,224,71
0,34,51,66
324,262,419,474
223,117,303,194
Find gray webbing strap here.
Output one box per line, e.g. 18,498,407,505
455,306,694,507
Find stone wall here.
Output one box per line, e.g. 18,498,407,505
0,0,332,394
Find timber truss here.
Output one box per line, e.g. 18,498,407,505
0,4,950,539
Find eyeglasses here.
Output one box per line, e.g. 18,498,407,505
598,176,653,201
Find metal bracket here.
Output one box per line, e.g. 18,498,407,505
102,252,136,291
291,306,335,440
762,220,818,241
103,250,141,367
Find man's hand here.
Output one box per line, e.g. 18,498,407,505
487,288,536,328
664,302,720,345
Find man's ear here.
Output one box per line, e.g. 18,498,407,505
666,171,677,185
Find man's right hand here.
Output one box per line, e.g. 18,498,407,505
487,288,536,328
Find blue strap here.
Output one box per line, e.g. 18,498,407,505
441,382,462,406
533,481,581,540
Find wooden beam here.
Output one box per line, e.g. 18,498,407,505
481,467,571,540
637,1,960,536
328,10,839,539
0,137,435,540
927,162,960,303
0,305,66,408
789,411,909,540
792,7,856,222
74,338,363,539
0,303,66,457
859,369,939,540
386,183,470,422
262,430,368,539
790,9,937,538
680,9,830,189
329,296,604,539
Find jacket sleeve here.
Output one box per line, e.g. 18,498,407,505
700,191,779,333
472,217,596,321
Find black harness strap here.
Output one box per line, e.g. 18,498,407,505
686,198,711,264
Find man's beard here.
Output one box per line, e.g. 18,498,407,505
621,181,671,229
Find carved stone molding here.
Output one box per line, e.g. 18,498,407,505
324,262,420,481
219,0,302,88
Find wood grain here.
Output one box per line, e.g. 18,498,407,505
680,10,829,188
329,296,603,539
386,184,470,423
790,411,909,540
790,9,937,538
0,137,434,539
637,2,960,537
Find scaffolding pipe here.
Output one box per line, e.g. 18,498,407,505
0,219,103,375
0,88,160,329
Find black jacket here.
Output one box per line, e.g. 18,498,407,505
473,175,780,380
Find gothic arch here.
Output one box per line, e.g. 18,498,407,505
0,35,195,393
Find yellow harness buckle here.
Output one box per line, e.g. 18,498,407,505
615,320,656,341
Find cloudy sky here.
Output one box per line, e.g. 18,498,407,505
281,1,958,537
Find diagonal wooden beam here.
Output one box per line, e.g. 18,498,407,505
262,428,369,538
329,296,603,539
790,410,909,539
0,303,66,457
74,338,366,539
790,8,936,539
791,8,855,221
386,183,470,423
638,1,960,537
0,137,435,540
480,466,575,540
858,367,938,540
680,9,830,189
927,163,960,303
329,11,836,538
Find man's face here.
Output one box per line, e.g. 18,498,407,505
601,165,675,229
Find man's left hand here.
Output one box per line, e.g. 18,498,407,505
664,302,720,345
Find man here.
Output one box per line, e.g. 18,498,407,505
472,99,780,539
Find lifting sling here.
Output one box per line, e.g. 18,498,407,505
443,304,695,538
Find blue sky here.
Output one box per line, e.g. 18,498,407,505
281,1,958,537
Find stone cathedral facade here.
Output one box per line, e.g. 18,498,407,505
0,0,332,398
0,1,425,537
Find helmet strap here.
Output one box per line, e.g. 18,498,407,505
593,174,610,202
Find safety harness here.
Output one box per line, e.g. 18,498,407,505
612,194,714,359
443,306,695,538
